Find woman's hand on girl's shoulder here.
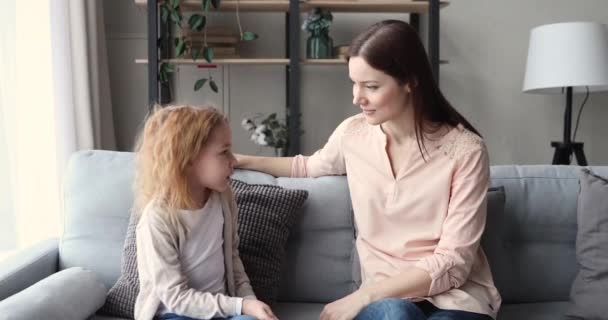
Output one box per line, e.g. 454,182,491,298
234,153,247,168
242,299,279,320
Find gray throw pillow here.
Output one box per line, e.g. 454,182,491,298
566,169,608,320
98,212,139,317
231,179,308,304
99,180,308,318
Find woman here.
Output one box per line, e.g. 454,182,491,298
236,20,501,320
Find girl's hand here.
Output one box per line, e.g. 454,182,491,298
242,299,279,320
319,291,369,320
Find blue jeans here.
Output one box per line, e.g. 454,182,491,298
159,314,257,320
354,298,493,320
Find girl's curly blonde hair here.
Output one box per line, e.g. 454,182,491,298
132,105,226,218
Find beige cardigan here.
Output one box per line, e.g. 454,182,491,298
134,189,256,320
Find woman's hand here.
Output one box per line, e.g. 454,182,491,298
319,291,370,320
242,299,279,320
234,153,247,168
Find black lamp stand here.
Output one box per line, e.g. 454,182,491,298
551,87,588,165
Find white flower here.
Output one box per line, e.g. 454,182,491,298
256,133,268,146
241,118,255,131
255,125,266,134
250,132,259,142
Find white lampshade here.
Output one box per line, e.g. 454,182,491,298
523,22,608,94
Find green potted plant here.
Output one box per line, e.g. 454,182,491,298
159,0,258,94
302,7,334,59
241,113,291,157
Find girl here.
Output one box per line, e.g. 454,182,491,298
236,20,501,320
133,105,278,320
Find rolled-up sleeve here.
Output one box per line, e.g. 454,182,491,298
415,145,490,296
291,118,350,178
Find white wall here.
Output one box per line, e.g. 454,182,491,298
104,0,608,164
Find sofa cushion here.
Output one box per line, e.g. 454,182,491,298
481,187,508,299
0,267,107,320
273,302,324,320
488,166,583,303
98,213,139,318
90,316,130,320
61,150,135,289
98,179,307,317
498,301,569,320
566,169,608,320
231,179,308,303
274,176,356,303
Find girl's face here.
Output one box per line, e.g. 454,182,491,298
188,120,236,193
348,57,411,126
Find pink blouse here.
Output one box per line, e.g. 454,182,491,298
291,114,501,318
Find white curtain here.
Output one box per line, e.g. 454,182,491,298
0,0,17,253
0,0,116,254
52,0,117,176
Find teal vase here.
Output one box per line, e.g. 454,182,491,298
306,29,333,59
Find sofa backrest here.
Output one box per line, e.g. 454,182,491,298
61,150,608,305
60,150,135,289
487,165,608,304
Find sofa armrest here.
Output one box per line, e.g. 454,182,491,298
0,238,59,300
0,267,107,320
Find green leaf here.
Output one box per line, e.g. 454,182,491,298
268,113,277,119
163,63,175,73
203,46,214,63
169,0,180,9
160,5,169,23
170,11,181,25
188,14,206,31
211,0,221,9
175,37,186,57
209,79,219,93
203,0,211,12
191,47,201,60
241,31,258,41
194,78,208,91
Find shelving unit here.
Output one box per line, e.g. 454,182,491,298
136,0,449,155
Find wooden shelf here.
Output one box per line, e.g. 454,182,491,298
301,1,449,13
303,59,347,65
135,58,448,65
135,58,290,65
134,0,449,13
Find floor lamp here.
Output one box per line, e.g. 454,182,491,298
523,22,608,165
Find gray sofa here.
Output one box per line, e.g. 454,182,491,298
1,150,604,320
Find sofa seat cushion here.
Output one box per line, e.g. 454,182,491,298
273,302,324,320
498,301,569,320
89,316,130,320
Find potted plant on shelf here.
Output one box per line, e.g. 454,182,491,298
302,7,334,59
241,113,290,157
158,0,259,94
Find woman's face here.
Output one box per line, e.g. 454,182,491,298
348,56,411,126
